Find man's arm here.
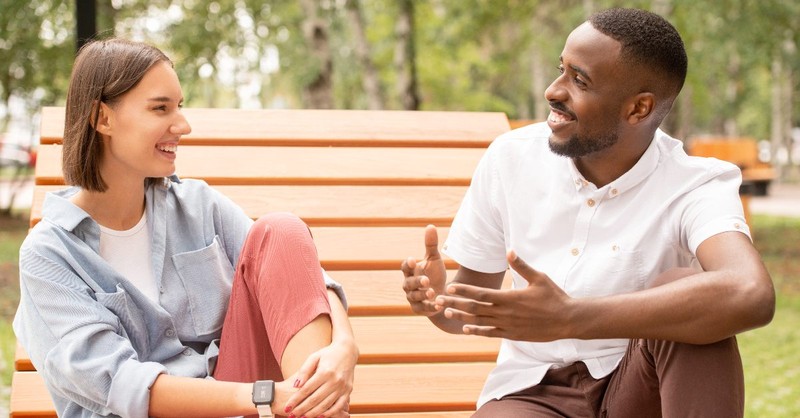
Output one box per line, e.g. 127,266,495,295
572,231,774,343
437,232,774,344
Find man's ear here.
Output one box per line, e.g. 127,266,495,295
92,101,113,136
625,92,655,125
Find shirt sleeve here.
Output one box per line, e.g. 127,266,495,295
442,143,508,273
13,245,166,418
682,167,751,254
322,269,348,310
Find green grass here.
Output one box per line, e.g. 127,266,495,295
740,294,800,417
0,213,797,415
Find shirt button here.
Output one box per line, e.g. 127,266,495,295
166,329,175,338
587,199,596,207
734,223,741,229
183,348,192,356
610,188,618,196
571,248,579,256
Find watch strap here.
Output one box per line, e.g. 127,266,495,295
256,403,273,417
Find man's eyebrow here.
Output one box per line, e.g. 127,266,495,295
569,64,592,84
559,57,593,84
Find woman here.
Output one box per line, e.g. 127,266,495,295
13,38,357,418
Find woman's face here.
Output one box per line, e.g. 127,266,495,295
97,61,191,185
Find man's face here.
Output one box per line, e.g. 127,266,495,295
544,22,630,159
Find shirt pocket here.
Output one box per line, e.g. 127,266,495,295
172,235,235,337
96,284,151,358
585,247,646,297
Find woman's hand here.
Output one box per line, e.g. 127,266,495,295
282,337,358,418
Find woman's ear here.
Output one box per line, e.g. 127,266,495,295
93,101,113,136
626,92,655,125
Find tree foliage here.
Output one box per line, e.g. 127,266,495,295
2,0,798,155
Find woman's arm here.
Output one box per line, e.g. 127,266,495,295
148,293,356,418
282,289,358,418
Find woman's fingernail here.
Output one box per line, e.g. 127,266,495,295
293,379,301,388
284,405,293,413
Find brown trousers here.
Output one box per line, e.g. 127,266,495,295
473,337,744,418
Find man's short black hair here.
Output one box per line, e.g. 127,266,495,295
589,8,687,96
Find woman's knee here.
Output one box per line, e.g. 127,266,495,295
251,212,311,239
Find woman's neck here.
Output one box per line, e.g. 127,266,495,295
71,179,147,231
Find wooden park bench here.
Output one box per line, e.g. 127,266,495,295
9,106,512,417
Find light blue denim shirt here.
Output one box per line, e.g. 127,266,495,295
13,177,345,418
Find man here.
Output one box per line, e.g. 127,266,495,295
402,8,774,417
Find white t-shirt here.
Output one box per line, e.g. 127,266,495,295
442,122,750,407
99,211,158,302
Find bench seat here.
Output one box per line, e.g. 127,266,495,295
11,107,511,417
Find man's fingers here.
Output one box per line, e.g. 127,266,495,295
401,257,417,276
424,225,441,259
436,294,495,316
462,324,502,337
507,250,541,285
444,282,505,304
405,288,433,303
402,274,430,292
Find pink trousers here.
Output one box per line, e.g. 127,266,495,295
213,213,332,383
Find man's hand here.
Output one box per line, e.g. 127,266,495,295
401,225,448,317
434,250,572,342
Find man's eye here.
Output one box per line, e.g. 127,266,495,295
557,66,565,74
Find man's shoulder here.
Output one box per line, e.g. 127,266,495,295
655,131,740,176
488,121,551,154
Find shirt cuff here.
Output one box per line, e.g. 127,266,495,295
107,359,168,418
322,268,348,310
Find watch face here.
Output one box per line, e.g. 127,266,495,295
253,380,274,404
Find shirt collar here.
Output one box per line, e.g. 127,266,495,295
41,175,182,232
567,130,663,198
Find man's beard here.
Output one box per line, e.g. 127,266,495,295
548,130,619,158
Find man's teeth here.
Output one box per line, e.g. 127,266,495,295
549,111,572,123
158,144,177,153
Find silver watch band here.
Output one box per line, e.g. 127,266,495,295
256,404,273,418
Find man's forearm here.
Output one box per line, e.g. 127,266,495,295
571,268,774,344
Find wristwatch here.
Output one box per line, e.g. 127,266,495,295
252,380,274,418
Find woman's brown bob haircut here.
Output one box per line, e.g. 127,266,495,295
62,38,172,192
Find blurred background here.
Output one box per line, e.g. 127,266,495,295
1,0,799,416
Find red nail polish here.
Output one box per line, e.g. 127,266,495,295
284,405,293,413
288,415,295,418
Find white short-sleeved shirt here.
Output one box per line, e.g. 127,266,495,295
442,122,750,407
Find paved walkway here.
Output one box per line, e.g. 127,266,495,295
749,183,800,218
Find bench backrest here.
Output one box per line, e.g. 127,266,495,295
11,106,511,417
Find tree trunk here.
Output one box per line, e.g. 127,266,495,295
723,48,741,137
97,0,117,36
345,0,383,110
299,0,334,109
394,0,419,110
